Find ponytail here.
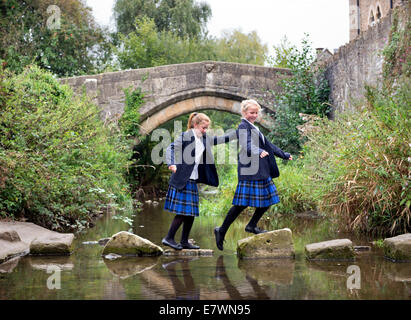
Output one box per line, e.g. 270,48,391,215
186,112,210,131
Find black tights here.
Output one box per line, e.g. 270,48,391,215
165,215,195,244
219,205,269,234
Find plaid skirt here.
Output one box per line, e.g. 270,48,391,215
164,180,199,216
232,177,280,207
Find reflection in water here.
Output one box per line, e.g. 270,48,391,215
162,257,200,300
237,258,295,286
0,256,20,274
104,257,159,279
215,256,273,300
28,256,74,271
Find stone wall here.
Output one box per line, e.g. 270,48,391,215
349,0,403,41
323,3,407,114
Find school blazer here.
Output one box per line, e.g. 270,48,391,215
166,130,237,190
237,119,290,181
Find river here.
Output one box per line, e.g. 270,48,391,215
0,199,410,300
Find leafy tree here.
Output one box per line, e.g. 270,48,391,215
113,0,212,38
213,29,268,65
267,35,295,69
267,34,330,153
0,0,112,77
116,17,268,69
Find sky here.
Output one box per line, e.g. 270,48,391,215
85,0,350,55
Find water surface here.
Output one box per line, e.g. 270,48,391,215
0,200,410,300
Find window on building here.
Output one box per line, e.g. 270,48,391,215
376,6,382,19
369,10,375,25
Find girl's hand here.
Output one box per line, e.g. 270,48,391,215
288,155,293,160
168,165,177,173
260,151,269,158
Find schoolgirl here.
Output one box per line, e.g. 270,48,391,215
214,99,293,251
162,112,235,250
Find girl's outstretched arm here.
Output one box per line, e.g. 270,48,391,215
267,140,292,160
209,129,238,145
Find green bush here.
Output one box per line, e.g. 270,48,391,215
302,79,410,236
267,34,330,154
269,161,317,215
0,65,133,232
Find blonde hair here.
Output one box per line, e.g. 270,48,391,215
187,112,211,131
241,99,262,113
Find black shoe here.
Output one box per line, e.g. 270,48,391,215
214,227,225,251
180,242,200,249
245,226,268,234
162,237,183,250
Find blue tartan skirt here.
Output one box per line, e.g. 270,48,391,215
164,180,199,217
232,177,280,207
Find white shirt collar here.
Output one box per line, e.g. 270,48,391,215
242,118,260,130
191,129,203,141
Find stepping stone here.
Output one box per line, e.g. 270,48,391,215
102,231,163,256
305,239,355,261
383,233,411,262
237,228,295,259
30,233,75,255
0,229,29,264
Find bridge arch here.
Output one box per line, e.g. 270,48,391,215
60,61,291,133
139,91,273,134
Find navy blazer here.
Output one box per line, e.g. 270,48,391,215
237,119,290,181
166,130,237,190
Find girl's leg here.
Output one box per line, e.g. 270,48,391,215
221,205,247,233
245,206,269,234
162,214,185,250
214,205,247,251
180,216,200,249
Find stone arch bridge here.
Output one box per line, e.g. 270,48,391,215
60,61,291,134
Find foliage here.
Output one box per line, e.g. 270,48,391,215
266,34,330,153
302,78,410,236
115,17,268,69
113,0,212,38
119,86,145,137
0,65,133,232
269,161,317,215
0,0,113,77
213,29,268,65
382,3,411,85
266,35,295,69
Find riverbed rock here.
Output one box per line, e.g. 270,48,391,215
30,233,75,255
0,229,29,264
0,222,76,260
305,239,355,260
102,231,163,256
383,233,411,262
98,237,111,246
236,228,295,259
